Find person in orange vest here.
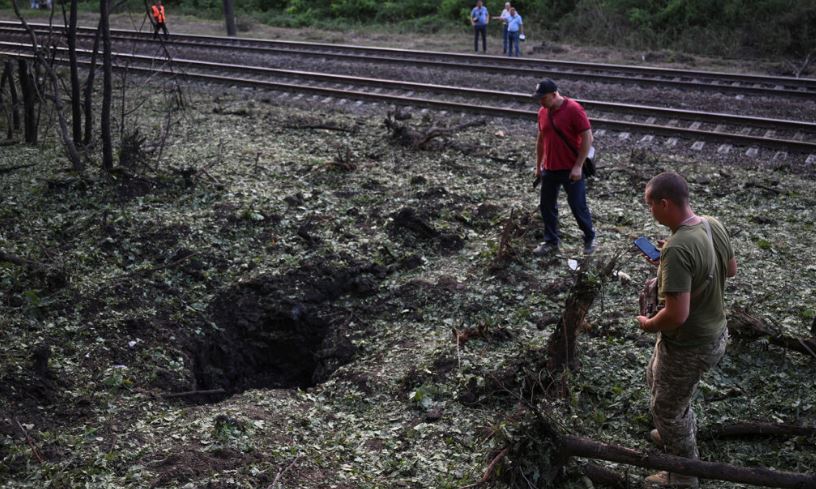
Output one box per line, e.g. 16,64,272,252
150,0,169,40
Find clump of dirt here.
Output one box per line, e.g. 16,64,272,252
149,447,263,487
389,207,464,254
187,262,387,400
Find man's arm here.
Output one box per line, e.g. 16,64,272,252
727,257,737,278
569,128,592,182
535,130,543,177
637,291,690,333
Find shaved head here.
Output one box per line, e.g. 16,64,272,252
645,171,689,207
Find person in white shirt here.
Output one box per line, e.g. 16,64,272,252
494,2,512,55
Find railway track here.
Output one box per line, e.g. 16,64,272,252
1,21,815,100
1,33,814,161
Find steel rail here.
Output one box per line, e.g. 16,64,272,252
1,22,814,98
1,49,814,153
2,40,813,136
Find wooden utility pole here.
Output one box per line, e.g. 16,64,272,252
223,0,237,37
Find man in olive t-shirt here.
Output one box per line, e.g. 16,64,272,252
636,172,737,488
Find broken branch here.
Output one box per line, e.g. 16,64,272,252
728,309,816,359
563,434,816,488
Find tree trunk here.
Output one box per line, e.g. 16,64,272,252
1,61,20,139
9,0,82,168
223,0,237,37
83,19,102,146
17,59,37,144
67,0,82,144
100,0,113,170
546,255,619,377
563,435,816,488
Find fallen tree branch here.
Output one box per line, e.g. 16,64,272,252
0,250,50,274
563,434,816,488
700,422,816,440
14,418,44,464
729,309,816,359
0,162,35,173
384,110,486,149
268,454,301,489
460,447,510,489
161,388,225,398
283,123,352,132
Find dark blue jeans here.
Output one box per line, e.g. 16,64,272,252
507,31,520,57
474,25,487,52
502,24,509,53
539,170,595,246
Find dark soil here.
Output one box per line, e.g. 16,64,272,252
188,262,387,399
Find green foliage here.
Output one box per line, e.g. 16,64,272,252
13,0,806,57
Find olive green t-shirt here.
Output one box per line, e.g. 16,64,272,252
657,216,734,347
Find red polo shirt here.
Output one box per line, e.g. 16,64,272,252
537,97,591,172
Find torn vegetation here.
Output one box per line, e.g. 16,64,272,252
1,86,814,488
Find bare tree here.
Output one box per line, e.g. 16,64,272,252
1,61,21,140
66,0,82,144
82,21,102,147
100,0,113,170
10,0,83,169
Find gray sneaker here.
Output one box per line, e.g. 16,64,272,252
583,241,596,255
533,242,558,256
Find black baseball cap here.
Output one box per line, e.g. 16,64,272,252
533,79,558,97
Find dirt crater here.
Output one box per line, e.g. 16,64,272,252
187,262,387,400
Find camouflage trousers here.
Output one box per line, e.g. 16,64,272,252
646,328,728,459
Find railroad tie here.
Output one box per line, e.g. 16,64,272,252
691,141,705,151
746,147,760,158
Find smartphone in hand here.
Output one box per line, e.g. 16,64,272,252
634,237,661,261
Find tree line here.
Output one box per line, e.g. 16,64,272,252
3,0,812,60
162,0,815,60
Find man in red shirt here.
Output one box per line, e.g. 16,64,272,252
151,0,169,40
532,79,595,256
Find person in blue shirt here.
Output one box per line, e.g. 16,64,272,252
471,0,489,53
506,7,524,57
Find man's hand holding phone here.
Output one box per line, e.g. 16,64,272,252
634,237,662,266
